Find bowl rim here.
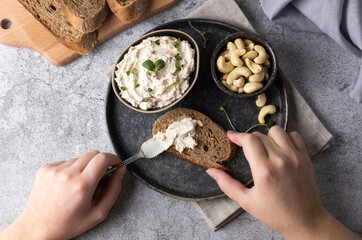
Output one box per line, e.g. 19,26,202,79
211,31,278,98
111,29,200,114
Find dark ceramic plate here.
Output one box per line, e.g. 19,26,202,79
106,19,288,201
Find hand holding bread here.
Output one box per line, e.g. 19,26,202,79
206,126,360,240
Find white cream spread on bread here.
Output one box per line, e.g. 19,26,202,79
153,117,203,153
115,36,195,110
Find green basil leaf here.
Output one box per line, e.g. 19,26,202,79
147,88,152,92
126,71,130,75
142,98,149,102
154,59,165,71
132,68,137,74
142,60,155,71
134,83,139,89
120,86,126,91
155,40,160,45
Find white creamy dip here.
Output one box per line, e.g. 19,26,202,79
115,36,195,110
153,117,203,153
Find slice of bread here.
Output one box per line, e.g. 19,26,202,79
152,108,236,171
107,0,148,23
61,0,110,33
18,0,97,54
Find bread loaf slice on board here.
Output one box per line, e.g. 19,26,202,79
152,108,236,171
107,0,148,23
17,0,97,54
61,0,110,33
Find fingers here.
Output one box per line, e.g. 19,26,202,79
71,150,100,171
268,126,296,151
91,167,126,223
252,132,279,154
227,131,268,167
288,131,308,154
46,161,66,167
206,168,248,207
82,153,122,187
58,158,78,168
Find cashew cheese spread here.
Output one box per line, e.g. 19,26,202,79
153,117,203,153
115,36,195,110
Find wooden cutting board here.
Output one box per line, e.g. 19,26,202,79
0,0,179,66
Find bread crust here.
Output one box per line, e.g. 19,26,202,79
61,0,110,33
153,108,236,171
17,0,97,55
107,0,148,22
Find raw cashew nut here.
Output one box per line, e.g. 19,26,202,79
227,42,237,53
264,66,269,81
226,67,252,85
256,93,266,107
233,78,245,88
217,56,234,73
234,38,245,49
220,50,232,61
249,67,265,83
238,87,244,93
241,51,258,61
244,39,255,51
258,105,276,124
220,73,228,81
264,59,271,68
244,82,263,93
230,48,247,67
221,80,238,92
254,45,267,64
245,58,262,74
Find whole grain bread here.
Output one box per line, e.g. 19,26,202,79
152,108,236,171
18,0,97,54
107,0,148,23
61,0,110,33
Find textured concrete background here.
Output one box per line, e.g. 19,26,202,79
0,0,361,239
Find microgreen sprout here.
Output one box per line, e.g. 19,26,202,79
245,120,275,133
188,21,208,48
152,40,160,45
177,64,184,71
173,37,181,47
219,105,236,131
174,53,182,60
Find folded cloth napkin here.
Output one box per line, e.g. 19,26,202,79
185,0,333,231
259,0,362,103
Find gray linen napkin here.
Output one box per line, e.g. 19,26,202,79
259,0,362,103
185,0,333,231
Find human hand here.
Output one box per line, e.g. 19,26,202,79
2,151,126,240
206,126,328,239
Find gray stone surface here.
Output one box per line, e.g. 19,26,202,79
0,0,361,239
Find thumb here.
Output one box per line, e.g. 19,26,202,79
206,168,249,207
